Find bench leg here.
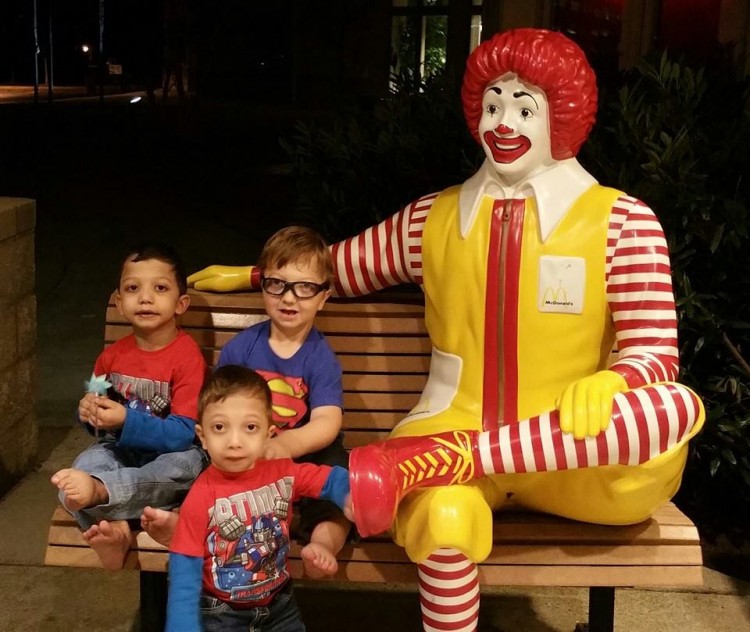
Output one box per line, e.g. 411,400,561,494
139,571,167,631
586,586,615,632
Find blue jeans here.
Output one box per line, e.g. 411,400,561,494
200,583,305,632
62,438,207,529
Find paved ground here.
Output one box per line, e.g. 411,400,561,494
0,97,748,631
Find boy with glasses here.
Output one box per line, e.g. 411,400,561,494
145,226,350,578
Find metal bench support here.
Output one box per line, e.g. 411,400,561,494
588,586,615,632
140,570,167,631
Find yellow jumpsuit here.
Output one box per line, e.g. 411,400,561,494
390,184,703,563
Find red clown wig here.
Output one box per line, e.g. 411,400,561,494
461,28,598,160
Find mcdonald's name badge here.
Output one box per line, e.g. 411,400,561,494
538,255,585,314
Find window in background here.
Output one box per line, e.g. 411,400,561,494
391,0,483,85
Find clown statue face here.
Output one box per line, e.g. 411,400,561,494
478,72,555,185
462,28,599,189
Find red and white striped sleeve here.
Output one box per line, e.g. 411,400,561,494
329,193,436,297
605,196,680,387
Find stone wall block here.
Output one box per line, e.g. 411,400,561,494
0,306,17,370
13,355,36,422
17,294,37,358
0,359,36,477
0,233,33,303
14,412,38,474
15,199,36,234
0,363,13,421
0,207,15,243
0,197,37,493
13,232,35,299
0,232,15,302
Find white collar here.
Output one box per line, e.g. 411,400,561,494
458,158,598,242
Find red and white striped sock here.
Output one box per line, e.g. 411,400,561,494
477,383,702,475
418,549,480,632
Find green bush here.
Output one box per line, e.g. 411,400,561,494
279,72,482,242
282,57,750,542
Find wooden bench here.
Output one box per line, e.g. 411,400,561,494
45,290,704,632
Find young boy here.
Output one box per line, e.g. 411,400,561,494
144,226,350,577
51,243,207,570
167,365,352,632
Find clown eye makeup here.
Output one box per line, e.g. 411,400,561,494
487,104,498,116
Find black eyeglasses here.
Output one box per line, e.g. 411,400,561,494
260,276,330,299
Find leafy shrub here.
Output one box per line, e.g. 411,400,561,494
279,72,482,242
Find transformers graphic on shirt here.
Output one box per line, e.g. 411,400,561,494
208,495,291,602
170,460,334,606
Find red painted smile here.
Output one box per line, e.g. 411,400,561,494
483,130,531,164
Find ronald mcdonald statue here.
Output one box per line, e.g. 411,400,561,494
189,29,704,632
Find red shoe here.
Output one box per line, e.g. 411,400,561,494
349,430,480,537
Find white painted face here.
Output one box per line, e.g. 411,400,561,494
478,73,554,184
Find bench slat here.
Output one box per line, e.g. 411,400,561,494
45,541,702,588
50,506,702,551
107,326,431,356
477,564,704,587
329,336,430,354
194,351,431,374
342,373,427,393
482,544,702,566
293,562,704,587
343,392,421,411
108,311,429,337
343,431,390,448
490,521,701,544
48,503,700,561
341,411,409,429
338,355,430,373
149,291,426,314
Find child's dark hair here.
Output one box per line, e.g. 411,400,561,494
198,365,273,422
120,242,188,295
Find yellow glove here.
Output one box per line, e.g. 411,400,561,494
559,370,629,439
187,265,256,292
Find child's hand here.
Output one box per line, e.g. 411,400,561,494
78,392,107,423
86,398,127,431
343,493,354,522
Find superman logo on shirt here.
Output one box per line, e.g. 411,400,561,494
255,369,309,431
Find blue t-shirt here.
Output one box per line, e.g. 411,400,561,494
216,320,343,432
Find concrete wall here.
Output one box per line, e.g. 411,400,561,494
0,198,37,497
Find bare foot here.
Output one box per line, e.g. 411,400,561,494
83,520,131,570
51,468,108,512
301,541,338,578
140,506,179,547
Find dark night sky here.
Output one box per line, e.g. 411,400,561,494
0,0,162,84
0,1,292,92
